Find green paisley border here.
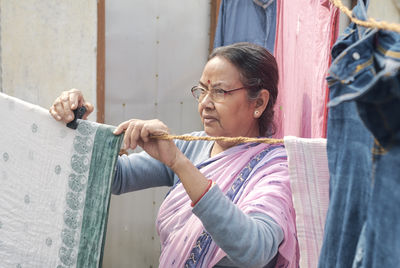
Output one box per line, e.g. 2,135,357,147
76,124,123,268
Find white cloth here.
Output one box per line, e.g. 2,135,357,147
0,92,122,267
284,136,330,268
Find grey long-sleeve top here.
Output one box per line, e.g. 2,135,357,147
112,131,284,268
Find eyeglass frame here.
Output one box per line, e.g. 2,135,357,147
191,85,248,103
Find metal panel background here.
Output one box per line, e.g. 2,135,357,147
0,0,97,120
368,0,400,22
102,1,209,267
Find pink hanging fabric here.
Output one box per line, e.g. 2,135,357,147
273,0,339,138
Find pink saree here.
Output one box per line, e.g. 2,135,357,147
156,143,299,268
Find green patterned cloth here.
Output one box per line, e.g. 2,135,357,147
0,92,123,267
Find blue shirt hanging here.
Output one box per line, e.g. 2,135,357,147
214,0,277,54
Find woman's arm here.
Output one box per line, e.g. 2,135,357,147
113,119,213,204
193,185,283,268
112,151,175,194
49,89,182,194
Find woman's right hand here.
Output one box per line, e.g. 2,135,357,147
49,89,94,123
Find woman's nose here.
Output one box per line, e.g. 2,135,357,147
199,93,214,109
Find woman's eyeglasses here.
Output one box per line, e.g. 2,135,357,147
191,86,247,103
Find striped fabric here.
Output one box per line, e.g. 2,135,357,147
284,136,330,268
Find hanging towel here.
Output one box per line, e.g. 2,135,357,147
284,136,329,268
0,92,123,268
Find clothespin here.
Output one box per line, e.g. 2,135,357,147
66,106,87,130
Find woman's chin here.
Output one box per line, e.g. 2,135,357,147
203,127,221,137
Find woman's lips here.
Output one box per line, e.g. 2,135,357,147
204,118,216,124
202,115,217,124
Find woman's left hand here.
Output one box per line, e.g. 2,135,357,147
113,119,180,168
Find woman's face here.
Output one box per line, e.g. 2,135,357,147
197,56,259,137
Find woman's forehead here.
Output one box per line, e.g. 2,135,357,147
199,57,243,88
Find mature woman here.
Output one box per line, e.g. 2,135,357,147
50,42,299,268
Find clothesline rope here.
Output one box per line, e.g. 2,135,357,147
330,0,400,33
151,134,284,144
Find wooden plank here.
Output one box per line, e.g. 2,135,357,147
97,0,105,123
209,0,222,54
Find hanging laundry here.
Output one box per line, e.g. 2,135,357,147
274,0,339,138
284,136,329,268
214,0,277,54
0,92,122,267
319,0,400,267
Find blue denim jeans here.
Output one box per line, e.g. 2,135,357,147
319,0,400,267
342,16,400,268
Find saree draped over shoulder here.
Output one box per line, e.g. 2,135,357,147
0,93,123,267
156,143,299,268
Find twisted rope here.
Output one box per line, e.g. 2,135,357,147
330,0,400,33
118,134,283,155
151,134,284,144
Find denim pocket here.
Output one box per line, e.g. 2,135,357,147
328,67,376,108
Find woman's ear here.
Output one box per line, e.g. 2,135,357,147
253,89,270,118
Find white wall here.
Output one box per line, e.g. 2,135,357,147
338,0,352,33
368,0,400,23
103,1,209,267
338,0,400,34
0,0,97,118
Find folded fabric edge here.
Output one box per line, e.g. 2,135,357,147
283,136,327,144
76,124,123,268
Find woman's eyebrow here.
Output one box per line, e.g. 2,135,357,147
199,81,223,88
198,81,208,88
